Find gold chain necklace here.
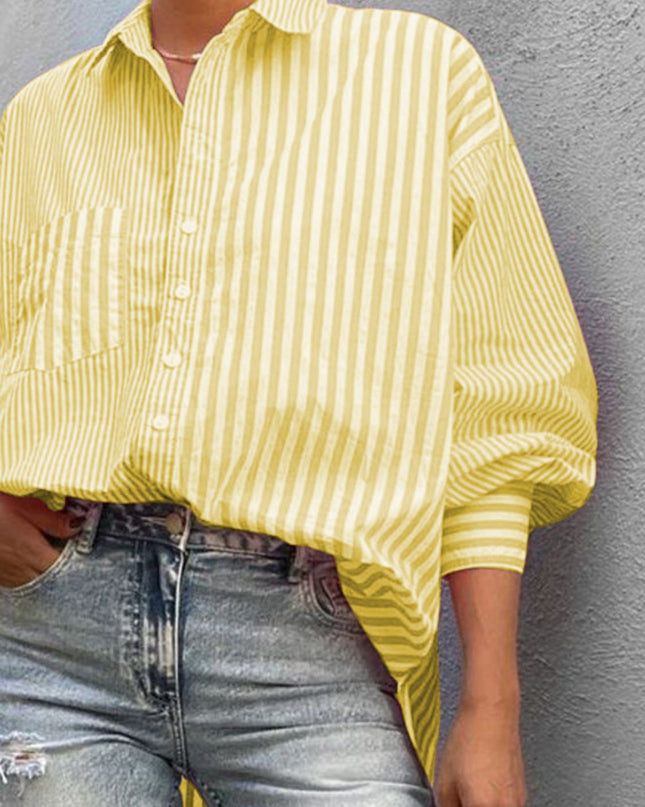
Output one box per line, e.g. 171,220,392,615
154,45,203,64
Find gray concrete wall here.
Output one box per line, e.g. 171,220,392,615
1,1,642,804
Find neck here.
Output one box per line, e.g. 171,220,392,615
150,0,255,55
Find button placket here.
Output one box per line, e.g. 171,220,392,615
148,25,239,438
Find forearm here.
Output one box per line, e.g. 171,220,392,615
445,567,522,708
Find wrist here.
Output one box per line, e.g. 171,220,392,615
460,679,521,711
461,663,521,708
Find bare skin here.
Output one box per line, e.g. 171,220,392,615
0,493,84,588
437,568,527,807
150,0,256,104
157,59,194,106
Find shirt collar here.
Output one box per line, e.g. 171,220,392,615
84,0,328,75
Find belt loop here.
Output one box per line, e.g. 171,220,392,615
287,544,310,583
177,506,193,553
72,501,104,555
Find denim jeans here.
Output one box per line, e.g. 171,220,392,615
0,499,436,806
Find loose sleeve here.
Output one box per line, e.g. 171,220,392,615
0,100,21,367
0,104,12,358
441,481,533,577
440,37,598,577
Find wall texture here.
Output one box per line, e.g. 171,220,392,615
1,1,642,804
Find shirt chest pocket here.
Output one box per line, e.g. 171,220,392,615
8,206,128,373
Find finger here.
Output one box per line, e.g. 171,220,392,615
29,539,64,576
0,521,67,587
0,493,82,539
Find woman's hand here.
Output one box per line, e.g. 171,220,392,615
434,696,527,807
0,493,84,588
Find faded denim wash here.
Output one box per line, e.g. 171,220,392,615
0,499,436,806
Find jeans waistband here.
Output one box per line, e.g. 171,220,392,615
65,498,336,580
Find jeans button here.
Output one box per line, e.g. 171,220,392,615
164,511,184,535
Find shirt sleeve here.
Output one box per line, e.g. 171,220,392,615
441,36,598,577
0,103,12,357
441,481,533,577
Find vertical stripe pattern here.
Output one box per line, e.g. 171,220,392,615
0,0,597,787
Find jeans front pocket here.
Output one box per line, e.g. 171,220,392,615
8,206,128,373
0,535,78,597
299,555,366,636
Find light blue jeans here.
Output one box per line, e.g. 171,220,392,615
0,499,436,806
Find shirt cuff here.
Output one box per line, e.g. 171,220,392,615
440,480,534,578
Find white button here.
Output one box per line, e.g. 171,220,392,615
151,414,169,430
174,284,191,299
180,218,198,234
162,351,182,368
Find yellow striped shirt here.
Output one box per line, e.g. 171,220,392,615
0,0,597,785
